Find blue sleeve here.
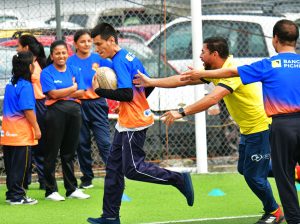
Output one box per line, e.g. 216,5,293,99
238,59,270,85
40,69,56,94
18,82,35,111
137,62,149,78
72,66,85,90
99,58,113,68
113,59,133,88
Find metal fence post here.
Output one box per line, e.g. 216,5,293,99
191,0,208,173
55,0,62,40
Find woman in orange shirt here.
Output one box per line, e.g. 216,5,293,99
17,35,47,190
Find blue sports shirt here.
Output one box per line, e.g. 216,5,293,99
41,64,85,105
112,48,154,128
238,52,300,116
1,78,37,146
67,53,112,99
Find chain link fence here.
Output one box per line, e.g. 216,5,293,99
0,0,299,181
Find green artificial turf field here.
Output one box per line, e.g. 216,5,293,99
1,173,298,224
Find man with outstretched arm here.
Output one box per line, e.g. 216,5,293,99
179,20,300,224
134,36,285,224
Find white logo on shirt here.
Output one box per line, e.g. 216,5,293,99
54,80,63,83
5,131,17,137
125,52,135,62
283,59,300,68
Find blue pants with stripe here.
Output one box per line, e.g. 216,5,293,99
102,128,184,218
3,146,31,201
238,129,278,213
77,98,111,183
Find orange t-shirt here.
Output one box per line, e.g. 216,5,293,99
31,61,45,99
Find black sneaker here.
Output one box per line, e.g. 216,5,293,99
79,181,94,189
87,217,120,224
181,172,194,206
10,196,38,205
256,208,285,224
39,182,46,190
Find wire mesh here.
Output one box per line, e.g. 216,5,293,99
0,0,299,180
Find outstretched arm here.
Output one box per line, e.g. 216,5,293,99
161,85,230,126
133,70,203,88
180,67,239,81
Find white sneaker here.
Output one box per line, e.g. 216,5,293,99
46,192,65,201
68,189,90,199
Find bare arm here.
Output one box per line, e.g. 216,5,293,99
161,86,230,126
69,90,85,99
180,67,239,81
47,82,77,99
24,110,41,140
133,70,203,88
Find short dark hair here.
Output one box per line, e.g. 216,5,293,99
73,29,91,42
203,37,229,59
273,19,299,46
91,22,118,44
11,51,33,85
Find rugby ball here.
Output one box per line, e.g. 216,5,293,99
95,67,117,90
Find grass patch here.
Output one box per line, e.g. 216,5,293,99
0,173,294,224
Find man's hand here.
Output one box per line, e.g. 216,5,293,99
160,110,182,126
133,70,152,87
180,66,203,81
92,74,99,90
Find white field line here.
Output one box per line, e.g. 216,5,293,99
141,214,261,224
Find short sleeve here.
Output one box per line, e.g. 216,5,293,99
18,82,35,111
41,68,56,94
238,59,270,85
217,77,242,92
138,65,149,78
114,60,133,88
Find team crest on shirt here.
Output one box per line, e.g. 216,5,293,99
125,52,135,62
271,59,282,68
144,109,152,117
92,63,100,71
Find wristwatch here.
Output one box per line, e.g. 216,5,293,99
178,107,186,117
